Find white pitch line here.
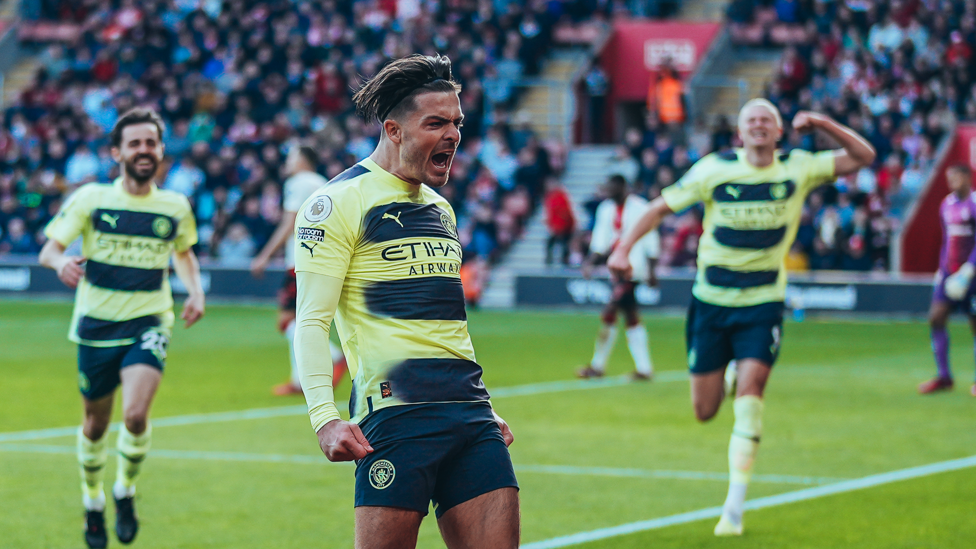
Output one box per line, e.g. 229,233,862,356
0,443,831,485
521,454,976,549
513,464,843,486
0,373,685,443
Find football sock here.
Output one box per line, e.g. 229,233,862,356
78,428,107,511
115,423,151,497
722,396,763,526
932,327,952,379
590,324,618,372
625,324,653,375
286,319,299,385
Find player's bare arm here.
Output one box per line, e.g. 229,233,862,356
39,239,85,289
173,249,205,328
250,210,298,278
607,198,674,280
791,111,876,176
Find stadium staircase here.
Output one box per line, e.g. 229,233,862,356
0,0,35,106
700,48,781,122
480,145,618,308
517,50,591,143
679,0,729,21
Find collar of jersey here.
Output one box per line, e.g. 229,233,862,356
735,148,785,171
360,157,425,196
112,177,158,199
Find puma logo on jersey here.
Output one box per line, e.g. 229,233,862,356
301,242,317,257
101,213,120,229
383,212,403,227
726,186,741,200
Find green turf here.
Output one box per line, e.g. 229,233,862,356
1,300,974,548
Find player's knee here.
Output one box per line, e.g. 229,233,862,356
123,410,148,435
624,311,640,327
601,307,618,325
929,313,947,329
694,402,719,422
84,418,110,441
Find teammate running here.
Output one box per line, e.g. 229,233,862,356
293,54,519,548
577,173,658,381
607,99,875,536
919,164,976,397
39,108,205,548
250,144,347,396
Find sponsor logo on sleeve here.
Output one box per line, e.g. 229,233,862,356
297,227,325,242
304,196,333,222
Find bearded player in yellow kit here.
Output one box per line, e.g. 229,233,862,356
608,99,875,536
293,54,518,549
39,108,204,549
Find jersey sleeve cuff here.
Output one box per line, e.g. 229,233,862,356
309,402,343,433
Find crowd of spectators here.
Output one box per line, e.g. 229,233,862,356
0,0,626,264
660,0,975,272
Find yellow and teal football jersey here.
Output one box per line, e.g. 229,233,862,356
294,157,487,423
662,149,835,307
44,179,198,346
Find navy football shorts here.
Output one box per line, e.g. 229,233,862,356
685,297,784,375
77,327,168,400
355,401,518,518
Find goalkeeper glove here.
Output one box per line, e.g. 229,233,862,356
944,263,975,300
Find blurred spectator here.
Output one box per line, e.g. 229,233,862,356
164,156,204,197
216,222,256,265
543,177,575,266
65,144,101,185
647,60,686,128
585,62,609,142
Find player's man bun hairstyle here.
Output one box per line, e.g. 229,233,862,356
353,54,462,124
110,107,166,148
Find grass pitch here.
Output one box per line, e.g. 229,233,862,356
1,301,974,548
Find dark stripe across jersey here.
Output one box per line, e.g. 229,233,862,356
85,260,165,292
77,314,161,341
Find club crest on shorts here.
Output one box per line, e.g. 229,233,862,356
440,212,458,240
304,196,333,222
78,372,90,392
369,459,396,489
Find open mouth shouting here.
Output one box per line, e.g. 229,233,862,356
430,149,455,174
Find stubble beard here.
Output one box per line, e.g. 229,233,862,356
124,156,158,184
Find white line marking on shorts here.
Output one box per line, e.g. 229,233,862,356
0,373,686,443
0,443,833,485
520,454,976,549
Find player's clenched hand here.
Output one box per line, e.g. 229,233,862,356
57,256,85,289
792,111,826,133
317,419,374,461
181,293,205,328
607,249,633,281
492,409,514,447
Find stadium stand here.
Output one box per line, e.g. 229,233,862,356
1,0,640,267
632,0,976,272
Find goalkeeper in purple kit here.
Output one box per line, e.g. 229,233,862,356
920,164,976,397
